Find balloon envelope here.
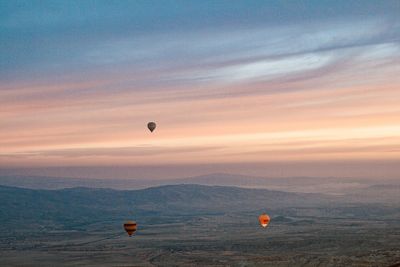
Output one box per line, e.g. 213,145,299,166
123,221,137,236
259,213,270,228
147,122,156,132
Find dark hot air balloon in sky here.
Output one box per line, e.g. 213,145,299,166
259,213,270,228
147,122,156,132
123,221,137,236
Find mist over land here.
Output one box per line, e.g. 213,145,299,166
1,173,399,266
1,172,399,196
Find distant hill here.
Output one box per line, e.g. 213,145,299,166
0,184,340,230
1,184,398,233
1,173,397,194
173,173,390,194
0,175,157,190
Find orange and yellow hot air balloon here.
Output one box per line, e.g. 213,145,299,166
123,221,137,236
259,213,270,228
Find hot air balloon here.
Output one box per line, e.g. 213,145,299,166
123,221,137,236
259,213,270,228
147,122,156,133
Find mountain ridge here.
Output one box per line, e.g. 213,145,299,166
1,172,397,191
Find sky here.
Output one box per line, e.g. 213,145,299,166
1,0,400,179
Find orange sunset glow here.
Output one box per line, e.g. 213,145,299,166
1,2,399,179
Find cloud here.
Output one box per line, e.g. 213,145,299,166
0,145,223,158
1,2,400,172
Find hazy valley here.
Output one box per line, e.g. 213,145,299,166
1,175,399,266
